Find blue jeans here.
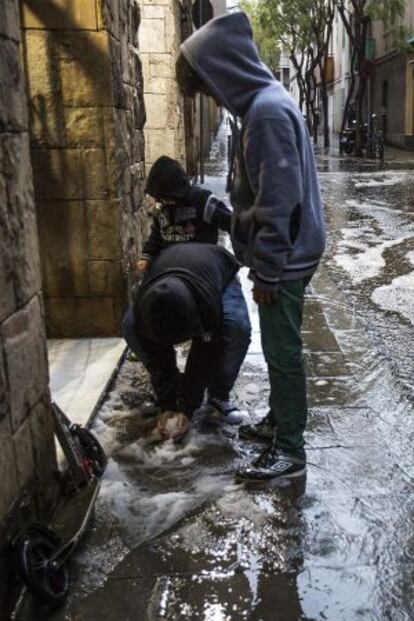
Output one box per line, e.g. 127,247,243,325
122,277,251,415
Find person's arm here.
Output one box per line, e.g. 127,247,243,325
139,218,163,270
243,117,303,298
135,336,180,412
205,195,232,232
189,186,232,232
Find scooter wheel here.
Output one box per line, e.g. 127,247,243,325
15,525,69,607
76,427,107,478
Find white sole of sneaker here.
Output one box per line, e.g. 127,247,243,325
209,409,242,426
235,466,306,483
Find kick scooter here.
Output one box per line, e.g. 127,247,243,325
11,402,107,607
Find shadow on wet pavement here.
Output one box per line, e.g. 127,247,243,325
19,120,414,621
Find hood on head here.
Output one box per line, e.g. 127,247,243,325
180,12,275,117
146,156,191,200
135,276,204,345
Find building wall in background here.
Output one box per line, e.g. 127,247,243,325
371,0,414,148
323,1,414,148
0,0,57,609
21,0,146,337
140,0,186,170
326,7,352,136
189,1,224,178
140,0,226,181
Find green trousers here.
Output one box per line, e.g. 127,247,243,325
259,277,310,458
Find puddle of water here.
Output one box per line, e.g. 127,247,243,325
371,250,414,323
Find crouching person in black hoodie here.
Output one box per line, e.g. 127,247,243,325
122,243,251,428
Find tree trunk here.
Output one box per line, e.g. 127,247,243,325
311,73,318,144
320,72,329,148
341,48,357,136
354,69,368,155
352,15,369,155
304,68,313,135
290,52,306,112
321,11,334,148
303,48,318,141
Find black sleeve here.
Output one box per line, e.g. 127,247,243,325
135,336,180,412
189,186,232,232
140,218,163,260
208,196,232,233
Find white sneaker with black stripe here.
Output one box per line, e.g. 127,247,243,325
207,397,243,425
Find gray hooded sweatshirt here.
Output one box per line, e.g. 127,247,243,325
181,12,326,291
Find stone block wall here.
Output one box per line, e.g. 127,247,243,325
140,0,186,170
21,0,146,336
0,0,57,608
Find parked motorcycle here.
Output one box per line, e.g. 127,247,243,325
340,119,369,155
340,114,384,162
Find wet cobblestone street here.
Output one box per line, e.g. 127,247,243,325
21,123,414,621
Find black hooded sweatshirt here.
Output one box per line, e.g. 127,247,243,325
133,243,239,345
141,156,232,262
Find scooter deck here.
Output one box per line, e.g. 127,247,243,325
50,480,100,562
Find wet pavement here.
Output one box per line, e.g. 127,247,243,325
19,123,414,621
315,137,414,173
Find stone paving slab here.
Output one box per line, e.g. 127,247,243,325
305,352,350,377
48,338,125,426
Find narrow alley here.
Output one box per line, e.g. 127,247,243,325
18,121,414,621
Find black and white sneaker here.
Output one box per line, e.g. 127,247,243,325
236,447,306,482
207,398,244,426
239,413,275,443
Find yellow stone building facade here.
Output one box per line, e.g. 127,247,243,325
140,0,188,169
21,0,147,337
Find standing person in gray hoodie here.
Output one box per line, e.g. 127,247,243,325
176,12,325,482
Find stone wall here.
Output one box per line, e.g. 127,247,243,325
21,0,146,336
140,0,186,170
0,0,57,608
140,0,225,179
